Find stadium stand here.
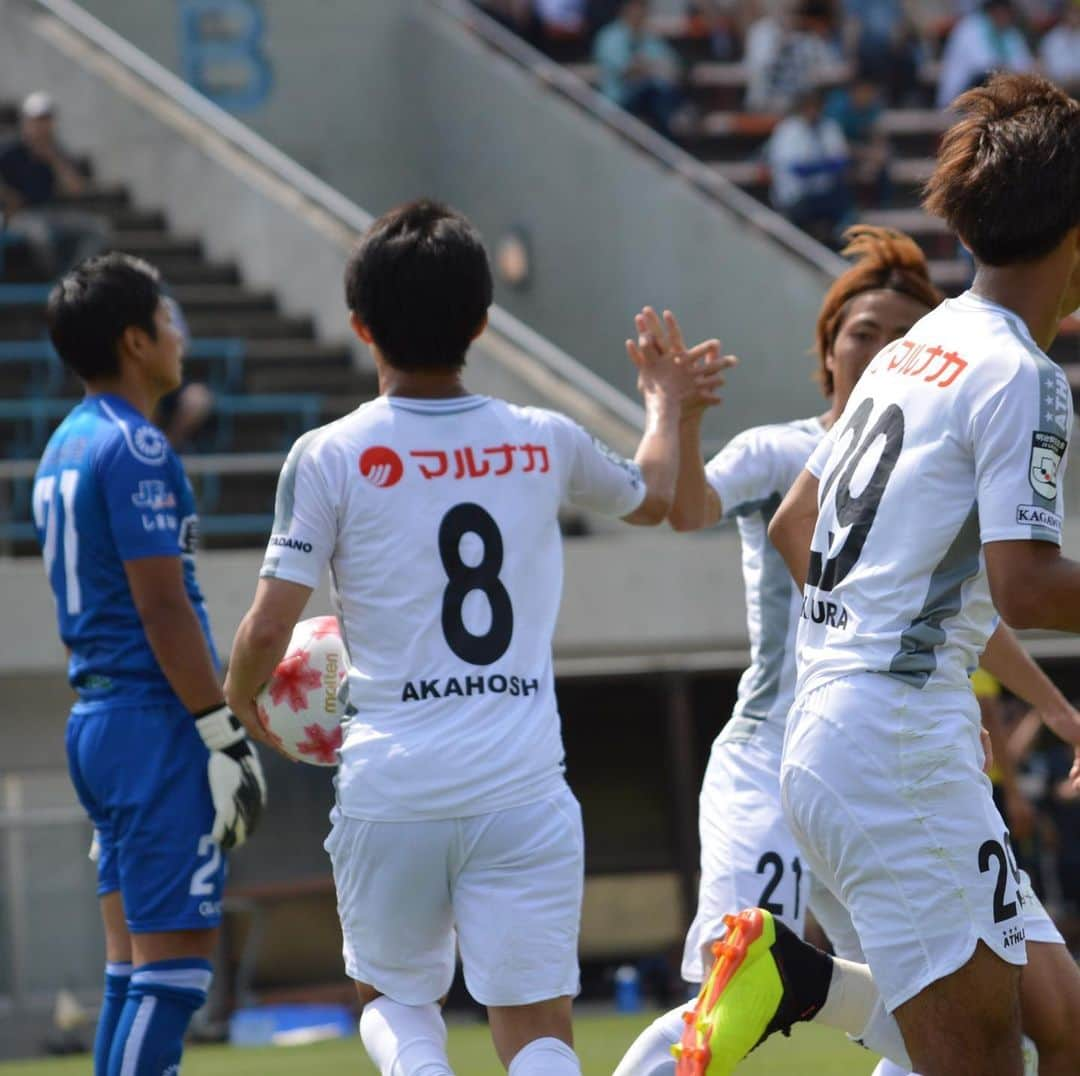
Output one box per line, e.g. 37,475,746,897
480,2,1080,377
0,98,378,553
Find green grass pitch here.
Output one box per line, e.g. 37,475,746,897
0,1012,878,1074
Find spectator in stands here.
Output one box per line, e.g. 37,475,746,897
764,86,854,245
841,0,923,103
593,0,688,136
936,0,1034,108
478,0,537,37
154,299,216,451
825,66,891,205
1040,2,1080,92
0,92,108,277
535,0,587,35
687,0,743,60
745,0,846,113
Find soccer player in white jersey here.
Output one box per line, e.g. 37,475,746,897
612,227,940,1076
676,74,1080,1076
616,231,1080,1076
222,200,729,1076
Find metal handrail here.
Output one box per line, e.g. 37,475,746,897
22,0,648,432
432,0,849,278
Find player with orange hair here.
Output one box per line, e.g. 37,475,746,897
613,226,941,1076
615,226,1080,1076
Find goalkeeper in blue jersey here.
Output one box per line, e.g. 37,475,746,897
32,253,266,1076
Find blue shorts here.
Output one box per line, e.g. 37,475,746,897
66,698,228,933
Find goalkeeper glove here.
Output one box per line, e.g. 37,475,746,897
194,704,267,850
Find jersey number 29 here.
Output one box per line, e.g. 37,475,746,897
808,398,905,591
438,503,513,665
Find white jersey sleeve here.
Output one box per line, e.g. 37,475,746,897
805,425,838,480
548,414,646,517
969,354,1070,547
260,431,337,588
707,427,802,518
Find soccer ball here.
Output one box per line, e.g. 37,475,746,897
255,616,348,766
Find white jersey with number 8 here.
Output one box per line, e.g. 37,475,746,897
796,291,1072,698
261,394,645,821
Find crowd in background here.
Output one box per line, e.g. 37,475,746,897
475,0,1080,947
477,0,1080,246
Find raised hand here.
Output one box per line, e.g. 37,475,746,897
626,306,737,418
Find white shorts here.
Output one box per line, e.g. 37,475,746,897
781,673,1031,1012
325,784,584,1007
682,733,809,983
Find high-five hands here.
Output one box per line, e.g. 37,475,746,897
626,306,738,418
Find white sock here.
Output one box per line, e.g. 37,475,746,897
612,1004,689,1075
507,1036,581,1076
853,999,912,1071
359,997,453,1076
814,957,878,1035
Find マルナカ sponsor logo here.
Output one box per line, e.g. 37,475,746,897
1016,504,1063,532
359,445,405,488
800,595,849,629
881,339,968,388
401,673,541,702
410,443,551,480
1029,431,1066,500
269,534,313,553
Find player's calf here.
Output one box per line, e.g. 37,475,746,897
1019,941,1080,1076
893,941,1023,1076
489,997,581,1075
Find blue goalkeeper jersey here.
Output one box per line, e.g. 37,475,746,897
33,393,219,703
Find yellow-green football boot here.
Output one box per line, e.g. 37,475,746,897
673,908,833,1075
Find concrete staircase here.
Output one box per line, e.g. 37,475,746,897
0,101,378,552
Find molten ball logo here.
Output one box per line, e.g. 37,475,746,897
359,446,404,488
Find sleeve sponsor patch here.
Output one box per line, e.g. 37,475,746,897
1015,504,1062,536
1029,431,1066,500
590,435,642,488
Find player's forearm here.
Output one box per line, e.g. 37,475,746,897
225,610,294,711
668,413,721,532
768,470,820,589
987,544,1080,633
979,698,1018,790
139,600,224,714
980,622,1069,719
625,397,682,525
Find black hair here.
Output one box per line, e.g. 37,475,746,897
47,252,162,382
344,200,493,372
